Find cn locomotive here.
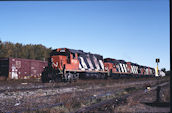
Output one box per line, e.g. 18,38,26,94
41,48,162,83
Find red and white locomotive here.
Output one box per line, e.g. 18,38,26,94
104,58,155,78
41,48,161,82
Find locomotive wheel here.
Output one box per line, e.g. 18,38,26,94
74,73,79,82
63,72,79,83
41,70,50,83
67,73,74,83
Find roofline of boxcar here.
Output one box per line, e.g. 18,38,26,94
0,57,47,63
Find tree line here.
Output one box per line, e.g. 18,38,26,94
0,40,169,72
0,40,52,61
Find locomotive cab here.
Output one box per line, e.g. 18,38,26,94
104,58,120,78
42,48,80,82
50,48,79,71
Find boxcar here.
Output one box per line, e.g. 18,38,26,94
0,57,48,80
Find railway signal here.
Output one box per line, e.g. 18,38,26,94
155,58,160,76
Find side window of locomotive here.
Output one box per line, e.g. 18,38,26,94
67,55,71,64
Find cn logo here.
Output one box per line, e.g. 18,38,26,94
105,67,108,70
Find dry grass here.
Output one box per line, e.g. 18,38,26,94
114,84,170,113
0,76,169,113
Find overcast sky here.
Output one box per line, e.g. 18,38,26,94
0,0,170,70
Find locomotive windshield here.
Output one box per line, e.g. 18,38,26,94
50,49,70,56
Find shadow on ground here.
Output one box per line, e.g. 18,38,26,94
142,101,170,108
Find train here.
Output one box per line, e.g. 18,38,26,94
41,48,165,83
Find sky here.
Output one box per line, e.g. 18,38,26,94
0,0,170,70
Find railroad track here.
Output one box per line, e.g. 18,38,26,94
0,85,58,94
16,102,64,113
5,81,169,113
0,82,75,94
0,78,167,94
73,81,169,113
0,79,169,113
73,95,129,113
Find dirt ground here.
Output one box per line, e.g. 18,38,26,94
0,76,170,113
114,83,170,113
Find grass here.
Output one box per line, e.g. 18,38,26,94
1,76,170,113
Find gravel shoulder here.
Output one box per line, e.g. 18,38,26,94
0,76,170,113
114,83,170,113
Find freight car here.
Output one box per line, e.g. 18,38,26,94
41,48,107,82
41,48,164,83
0,57,48,80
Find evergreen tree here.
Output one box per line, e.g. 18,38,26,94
0,41,52,61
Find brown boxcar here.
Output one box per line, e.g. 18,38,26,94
0,57,48,79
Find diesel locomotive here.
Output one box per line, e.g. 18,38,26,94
41,48,162,83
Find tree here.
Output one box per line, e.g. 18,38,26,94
0,40,52,61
